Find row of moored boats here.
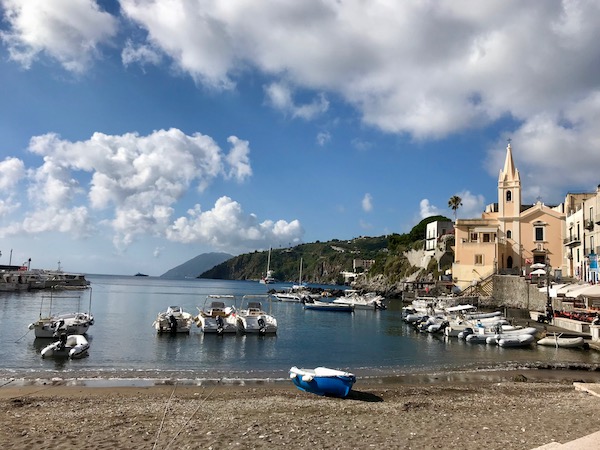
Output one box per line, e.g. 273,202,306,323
403,297,587,348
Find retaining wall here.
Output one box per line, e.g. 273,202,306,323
488,275,548,311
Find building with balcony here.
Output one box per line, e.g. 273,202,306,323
452,142,566,291
564,186,600,281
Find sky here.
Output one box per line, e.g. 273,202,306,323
1,1,600,276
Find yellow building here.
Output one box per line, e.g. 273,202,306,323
452,142,566,291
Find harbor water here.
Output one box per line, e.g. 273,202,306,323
1,275,600,383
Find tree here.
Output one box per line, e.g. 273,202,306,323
448,195,462,222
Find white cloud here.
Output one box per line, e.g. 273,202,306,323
0,0,118,73
264,82,329,120
122,40,163,67
455,190,485,218
166,196,304,251
0,128,266,249
0,157,25,190
362,193,373,212
419,199,440,219
316,131,331,146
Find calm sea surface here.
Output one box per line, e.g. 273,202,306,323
1,275,600,383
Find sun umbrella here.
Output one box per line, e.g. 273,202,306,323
530,268,546,275
530,263,546,270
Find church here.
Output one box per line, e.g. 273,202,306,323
452,142,566,291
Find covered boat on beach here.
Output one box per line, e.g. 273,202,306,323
289,366,356,398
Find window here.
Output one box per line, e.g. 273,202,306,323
534,227,544,242
506,230,512,239
506,191,512,202
591,236,595,253
483,233,491,243
475,254,483,265
470,232,478,242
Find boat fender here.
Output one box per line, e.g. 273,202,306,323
301,374,314,382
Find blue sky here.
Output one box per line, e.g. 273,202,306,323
1,1,600,276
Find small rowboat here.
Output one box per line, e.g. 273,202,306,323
289,366,356,398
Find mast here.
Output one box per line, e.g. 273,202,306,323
299,258,303,285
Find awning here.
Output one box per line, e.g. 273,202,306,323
530,269,546,275
572,284,600,299
565,284,596,298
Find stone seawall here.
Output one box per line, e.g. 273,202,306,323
488,275,547,311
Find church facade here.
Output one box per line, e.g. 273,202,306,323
452,142,566,291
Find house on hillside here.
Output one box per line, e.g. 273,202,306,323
452,142,566,291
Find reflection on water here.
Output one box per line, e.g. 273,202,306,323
0,274,599,381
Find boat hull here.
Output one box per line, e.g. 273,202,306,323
537,336,586,348
289,366,356,398
304,301,354,312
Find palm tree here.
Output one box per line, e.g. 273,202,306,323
448,195,462,222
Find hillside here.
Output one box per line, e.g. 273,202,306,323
160,252,233,279
200,237,389,285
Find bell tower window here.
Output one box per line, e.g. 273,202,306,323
506,190,512,202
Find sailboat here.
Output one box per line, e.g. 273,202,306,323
273,258,310,302
259,247,277,284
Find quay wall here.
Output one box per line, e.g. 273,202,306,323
483,275,547,311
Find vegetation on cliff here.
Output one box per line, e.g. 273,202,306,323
199,215,451,285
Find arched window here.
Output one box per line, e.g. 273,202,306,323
506,190,512,202
506,230,512,239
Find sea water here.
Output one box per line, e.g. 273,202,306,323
1,274,600,383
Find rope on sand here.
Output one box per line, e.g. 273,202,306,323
153,383,178,450
162,379,221,450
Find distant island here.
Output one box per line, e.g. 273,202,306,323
134,272,148,277
160,252,233,279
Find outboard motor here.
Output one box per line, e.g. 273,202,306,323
169,314,178,333
215,315,224,335
257,316,266,334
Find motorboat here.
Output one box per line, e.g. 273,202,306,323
289,366,356,398
40,334,89,359
303,300,354,312
28,289,95,338
537,334,586,348
194,295,238,334
332,290,386,310
236,295,277,334
29,312,94,338
153,305,194,334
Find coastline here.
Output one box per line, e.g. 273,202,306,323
2,368,600,449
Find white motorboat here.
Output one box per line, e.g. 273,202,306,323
194,295,238,334
153,305,194,334
236,295,277,334
28,290,95,338
332,290,386,310
40,334,90,359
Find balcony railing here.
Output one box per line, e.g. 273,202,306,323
584,220,594,231
563,236,581,247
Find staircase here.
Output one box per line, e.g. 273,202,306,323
459,273,494,297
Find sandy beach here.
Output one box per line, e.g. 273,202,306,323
1,370,600,449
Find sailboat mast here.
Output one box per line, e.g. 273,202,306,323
299,257,303,285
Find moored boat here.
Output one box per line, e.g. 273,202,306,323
498,334,535,347
537,335,586,348
289,366,356,398
194,295,238,334
236,295,277,334
153,305,194,334
28,289,95,338
40,334,90,359
304,300,354,312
